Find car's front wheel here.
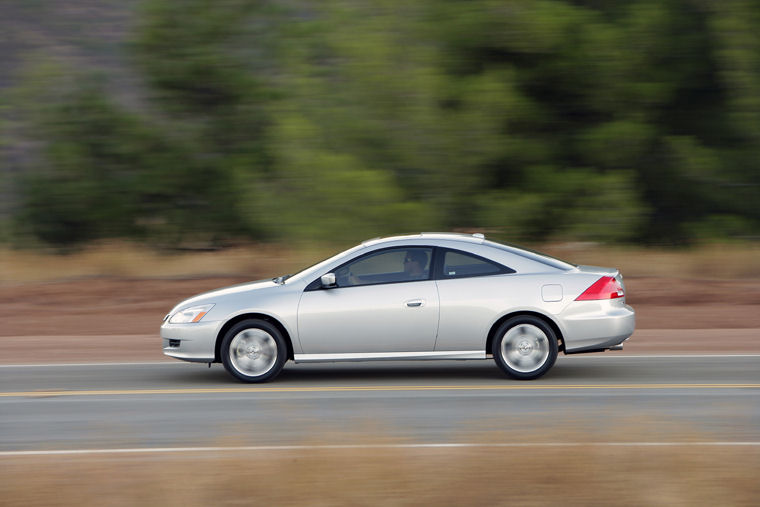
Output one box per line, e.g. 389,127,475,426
492,316,558,380
221,319,287,382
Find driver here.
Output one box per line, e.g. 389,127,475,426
403,250,428,280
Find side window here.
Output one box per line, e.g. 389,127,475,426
441,249,513,279
335,247,432,287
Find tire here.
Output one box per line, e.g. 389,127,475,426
492,315,558,380
221,319,287,383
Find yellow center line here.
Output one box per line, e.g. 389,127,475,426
1,383,759,398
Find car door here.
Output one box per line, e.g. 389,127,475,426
297,247,439,354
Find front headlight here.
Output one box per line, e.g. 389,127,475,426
169,304,215,324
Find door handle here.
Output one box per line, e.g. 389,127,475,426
405,299,424,307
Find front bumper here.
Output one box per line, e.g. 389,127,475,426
559,300,635,353
160,320,221,362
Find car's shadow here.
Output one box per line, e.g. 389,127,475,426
278,362,504,383
173,357,621,385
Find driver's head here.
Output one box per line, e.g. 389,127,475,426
403,249,428,275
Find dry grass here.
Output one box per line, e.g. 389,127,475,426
542,242,760,279
1,240,759,283
0,241,337,283
2,443,759,506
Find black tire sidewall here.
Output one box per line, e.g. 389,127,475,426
492,315,558,380
221,319,287,383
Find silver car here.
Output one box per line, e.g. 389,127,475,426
161,233,635,382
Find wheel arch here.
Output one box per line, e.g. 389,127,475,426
215,313,295,362
486,311,565,355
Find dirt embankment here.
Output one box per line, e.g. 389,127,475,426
0,276,758,362
4,445,760,506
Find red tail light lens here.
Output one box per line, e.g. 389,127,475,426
576,276,624,301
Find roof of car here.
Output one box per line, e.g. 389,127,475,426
362,232,486,247
358,233,576,271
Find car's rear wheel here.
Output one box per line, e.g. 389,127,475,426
221,319,287,382
492,316,558,380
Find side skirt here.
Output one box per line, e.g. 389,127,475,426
293,350,487,363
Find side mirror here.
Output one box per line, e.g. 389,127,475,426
320,273,336,288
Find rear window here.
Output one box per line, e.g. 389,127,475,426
485,241,576,270
441,250,514,279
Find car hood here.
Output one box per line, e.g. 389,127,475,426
167,278,278,316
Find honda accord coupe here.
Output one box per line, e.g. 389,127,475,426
161,233,635,382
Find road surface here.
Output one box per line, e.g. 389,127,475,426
2,355,759,453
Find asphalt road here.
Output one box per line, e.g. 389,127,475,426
2,355,759,452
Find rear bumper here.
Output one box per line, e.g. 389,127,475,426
160,320,220,362
559,300,635,353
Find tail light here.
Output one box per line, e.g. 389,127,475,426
576,276,624,301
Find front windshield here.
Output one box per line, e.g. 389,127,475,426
283,243,368,283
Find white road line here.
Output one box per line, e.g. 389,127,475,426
2,383,758,398
3,441,760,457
1,355,760,368
567,354,760,359
0,361,180,368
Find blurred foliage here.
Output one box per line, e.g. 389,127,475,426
2,0,760,248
